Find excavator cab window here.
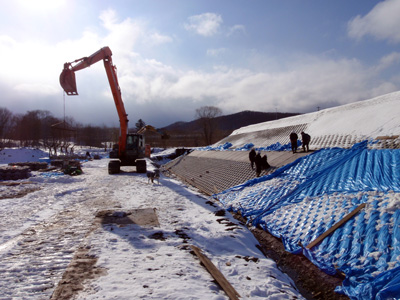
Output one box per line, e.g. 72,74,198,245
126,135,138,150
139,136,145,147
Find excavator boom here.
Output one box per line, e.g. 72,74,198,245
59,46,133,160
60,47,113,96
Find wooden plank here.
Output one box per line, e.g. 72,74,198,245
191,245,241,300
376,135,399,140
213,185,220,194
306,203,366,249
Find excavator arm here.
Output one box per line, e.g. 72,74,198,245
60,47,128,155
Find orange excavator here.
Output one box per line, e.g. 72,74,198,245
59,46,147,174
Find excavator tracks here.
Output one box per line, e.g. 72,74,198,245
0,181,116,299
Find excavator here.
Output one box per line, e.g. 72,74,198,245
59,46,147,174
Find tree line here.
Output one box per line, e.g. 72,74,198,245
0,107,123,154
0,105,224,152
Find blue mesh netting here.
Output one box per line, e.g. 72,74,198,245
214,141,400,299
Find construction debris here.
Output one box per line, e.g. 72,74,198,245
0,166,31,180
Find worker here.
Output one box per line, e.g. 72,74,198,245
261,154,270,170
255,152,262,177
290,132,298,153
249,148,256,169
301,131,311,152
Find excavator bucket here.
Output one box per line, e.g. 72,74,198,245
59,67,78,95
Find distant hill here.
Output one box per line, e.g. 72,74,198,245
161,110,300,133
146,110,300,147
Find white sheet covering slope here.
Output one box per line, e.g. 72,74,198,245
228,91,400,145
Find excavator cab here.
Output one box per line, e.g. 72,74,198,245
60,64,78,95
124,133,145,159
126,134,138,150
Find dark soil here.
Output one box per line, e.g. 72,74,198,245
50,247,107,300
233,214,349,300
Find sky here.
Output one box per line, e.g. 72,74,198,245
0,0,400,128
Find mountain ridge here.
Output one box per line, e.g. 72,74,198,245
160,110,300,133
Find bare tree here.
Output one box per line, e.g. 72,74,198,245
0,107,12,136
14,110,45,146
0,107,126,151
0,107,13,149
195,106,222,145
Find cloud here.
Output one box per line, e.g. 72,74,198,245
99,9,144,51
14,83,59,95
98,9,173,57
15,0,66,13
227,24,245,36
117,51,399,120
148,32,173,45
0,35,66,90
1,9,399,128
207,48,226,57
348,0,400,43
375,52,400,71
99,8,119,29
184,13,223,37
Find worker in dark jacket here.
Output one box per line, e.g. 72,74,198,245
290,132,298,154
301,131,311,152
261,154,270,170
255,152,262,177
249,148,256,169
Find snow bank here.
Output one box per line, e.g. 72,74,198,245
0,148,49,165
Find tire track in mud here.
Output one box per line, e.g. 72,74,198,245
0,178,118,300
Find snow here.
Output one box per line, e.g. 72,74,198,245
1,90,399,299
0,148,303,299
0,148,49,164
232,91,400,138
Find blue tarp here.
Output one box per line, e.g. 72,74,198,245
196,141,301,152
235,143,254,151
214,141,400,299
257,140,302,151
197,142,233,151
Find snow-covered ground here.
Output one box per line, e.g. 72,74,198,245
0,148,304,299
